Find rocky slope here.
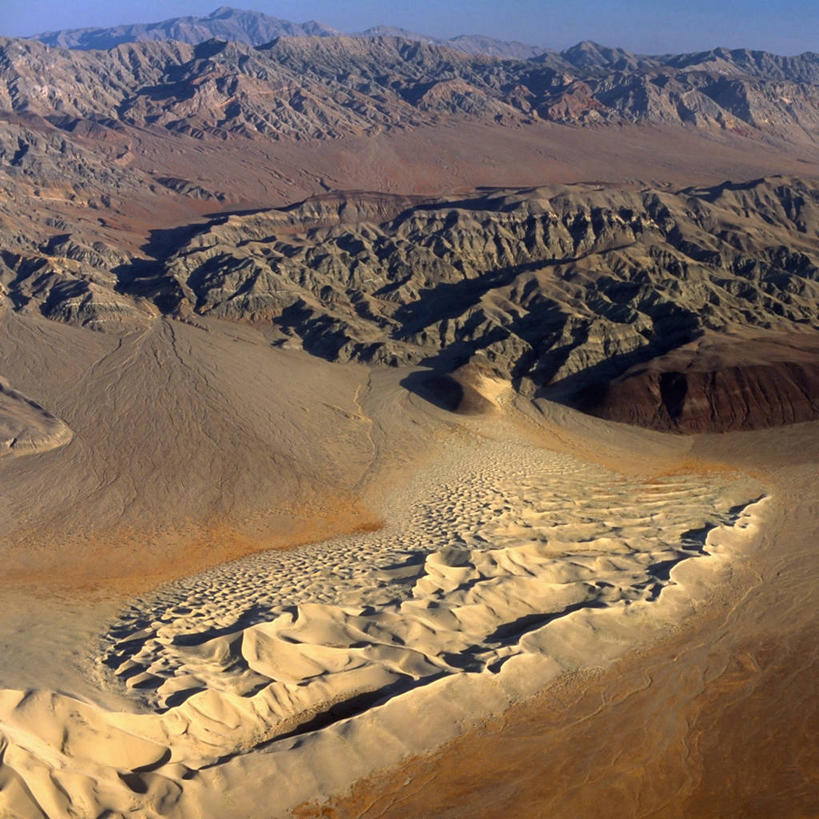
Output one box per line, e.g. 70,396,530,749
3,176,816,432
1,35,817,142
0,114,161,330
123,178,819,433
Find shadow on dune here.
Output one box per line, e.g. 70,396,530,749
400,370,465,412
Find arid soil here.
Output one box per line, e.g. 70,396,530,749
0,21,816,819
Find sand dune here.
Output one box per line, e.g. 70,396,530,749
317,421,819,819
100,438,759,711
0,410,767,817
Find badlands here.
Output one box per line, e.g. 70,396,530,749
0,7,817,817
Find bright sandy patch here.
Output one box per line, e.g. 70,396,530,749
0,417,765,817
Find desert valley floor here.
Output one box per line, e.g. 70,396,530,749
0,11,818,816
0,316,816,816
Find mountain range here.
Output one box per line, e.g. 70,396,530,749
1,8,818,434
28,5,819,70
30,5,546,59
120,178,819,432
2,33,818,144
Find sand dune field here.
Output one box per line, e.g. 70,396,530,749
1,311,803,817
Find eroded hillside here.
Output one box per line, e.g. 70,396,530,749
2,177,817,431
2,36,818,140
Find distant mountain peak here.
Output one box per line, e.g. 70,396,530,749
571,39,606,49
27,6,545,60
562,40,634,58
30,7,340,50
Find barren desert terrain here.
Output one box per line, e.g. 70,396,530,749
0,8,817,817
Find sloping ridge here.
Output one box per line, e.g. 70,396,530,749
0,377,72,455
105,177,819,433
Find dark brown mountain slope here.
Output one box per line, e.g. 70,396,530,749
573,334,819,431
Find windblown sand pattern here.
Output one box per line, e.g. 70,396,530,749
0,434,765,817
100,438,761,732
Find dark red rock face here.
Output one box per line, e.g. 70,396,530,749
577,361,819,433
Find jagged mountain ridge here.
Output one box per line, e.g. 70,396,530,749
3,177,817,431
360,30,545,61
1,34,817,144
30,6,546,60
132,177,819,431
31,6,340,50
26,7,819,79
26,6,819,81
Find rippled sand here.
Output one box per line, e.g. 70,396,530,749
0,422,765,817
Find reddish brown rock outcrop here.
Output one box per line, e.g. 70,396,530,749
574,336,819,432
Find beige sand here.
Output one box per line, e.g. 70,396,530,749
0,328,783,816
306,417,819,818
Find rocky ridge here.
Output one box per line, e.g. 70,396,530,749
3,177,816,432
1,35,817,142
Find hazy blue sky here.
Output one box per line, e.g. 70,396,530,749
1,0,817,54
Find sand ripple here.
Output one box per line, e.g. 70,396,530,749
100,439,760,725
0,438,765,817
